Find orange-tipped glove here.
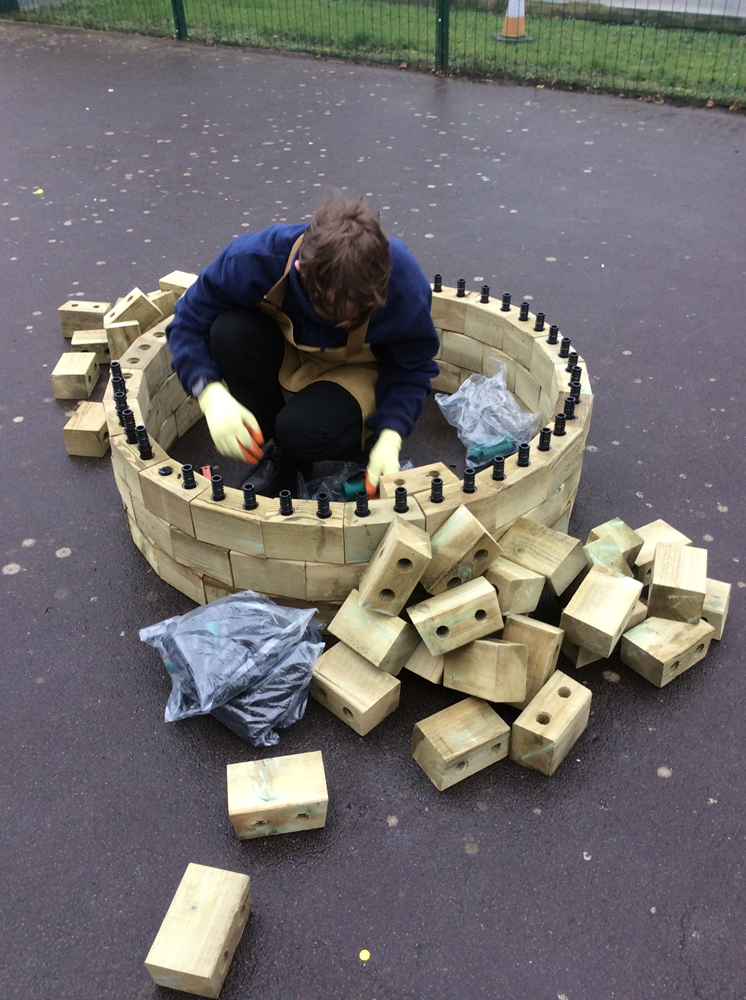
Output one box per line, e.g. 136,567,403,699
197,382,264,464
366,429,402,490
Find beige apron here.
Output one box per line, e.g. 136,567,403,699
256,234,379,447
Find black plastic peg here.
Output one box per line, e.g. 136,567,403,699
113,390,128,426
538,427,552,452
559,337,571,359
534,312,545,332
429,477,444,503
519,301,529,322
242,483,258,510
110,360,122,378
462,468,477,494
316,492,332,519
569,379,582,402
211,475,226,502
122,408,138,444
547,324,559,345
135,425,153,460
563,396,577,421
566,351,579,373
393,486,409,513
279,490,294,516
517,443,531,468
181,464,197,489
433,274,442,293
354,490,370,517
491,456,505,481
456,278,466,298
157,465,173,477
500,292,511,312
553,413,567,436
111,374,126,396
480,284,490,304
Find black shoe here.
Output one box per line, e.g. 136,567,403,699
240,443,297,498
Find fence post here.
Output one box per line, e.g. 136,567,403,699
171,0,188,40
435,0,450,72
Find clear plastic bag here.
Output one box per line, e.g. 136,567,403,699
139,591,324,747
436,365,541,466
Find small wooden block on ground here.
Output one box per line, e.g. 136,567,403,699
510,670,592,776
328,590,419,674
412,696,510,791
443,639,527,703
407,576,502,655
144,862,250,999
560,566,643,658
620,617,715,687
647,542,707,624
403,640,444,684
586,517,643,566
420,505,500,595
484,556,544,615
633,519,692,586
497,517,588,596
58,300,111,337
502,613,564,709
358,514,432,615
701,578,731,640
310,642,400,735
227,751,328,839
51,352,99,399
63,401,109,457
379,462,459,500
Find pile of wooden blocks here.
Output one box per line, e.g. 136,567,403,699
56,272,196,458
310,507,730,790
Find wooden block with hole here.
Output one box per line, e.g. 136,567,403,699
262,498,345,564
106,319,141,361
620,617,715,687
420,505,500,595
407,576,502,655
70,329,110,365
502,614,564,709
379,462,459,500
120,333,169,394
310,642,400,735
191,487,273,557
357,514,432,616
497,517,588,597
701,578,731,640
586,517,644,567
647,542,707,624
411,697,510,791
560,566,643,658
328,590,419,674
443,639,527,703
583,535,634,579
104,286,163,333
414,477,499,536
227,751,328,839
510,670,592,776
343,497,425,563
159,269,198,295
147,288,178,316
561,597,649,668
110,436,169,505
403,640,444,684
484,556,544,615
51,352,99,399
58,300,111,337
63,401,109,457
140,464,211,536
144,862,250,999
633,519,692,586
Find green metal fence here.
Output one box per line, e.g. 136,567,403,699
2,0,745,105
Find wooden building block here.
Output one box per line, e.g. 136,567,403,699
647,542,707,624
620,617,715,688
154,371,188,418
701,578,731,641
378,462,459,500
586,517,644,567
227,751,328,839
51,352,99,399
140,464,211,536
127,512,159,572
412,697,510,791
154,413,178,451
104,286,163,333
70,329,111,365
430,360,463,394
262,498,345,564
310,642,400,735
106,319,141,361
497,517,588,596
414,477,499,536
305,560,365,602
407,576,502,655
144,862,250,998
154,545,206,604
171,527,233,587
120,333,170,394
230,549,307,601
510,670,592,776
502,614,564,709
58,299,111,337
429,286,473,333
530,337,568,394
403,641,444,684
633,519,692,586
482,348,516,391
109,435,169,505
343,497,425,563
484,556,544,615
358,514,432,615
462,298,507,349
420,505,500,595
175,394,203,437
191,487,273,558
440,329,484,371
513,364,542,413
546,428,587,496
560,566,643,658
443,639,527,703
475,461,550,539
560,635,602,670
131,499,175,557
584,535,634,578
147,288,178,316
328,590,419,674
159,269,198,295
502,321,544,369
627,599,648,631
63,400,109,457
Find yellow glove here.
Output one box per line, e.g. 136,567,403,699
366,429,402,490
197,382,264,464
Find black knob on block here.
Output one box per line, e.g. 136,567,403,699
563,397,577,421
569,380,582,402
566,351,579,373
456,278,466,298
553,413,567,436
480,284,490,304
519,301,529,322
113,390,128,426
538,427,552,452
534,312,545,332
547,324,559,345
279,490,294,516
181,464,197,489
517,443,531,468
433,273,442,293
462,468,476,494
243,483,258,510
211,475,226,502
316,492,332,519
110,360,123,378
393,486,409,513
429,477,444,503
122,408,138,444
354,491,370,518
158,466,173,477
559,337,571,359
501,292,511,312
135,425,153,460
491,456,505,481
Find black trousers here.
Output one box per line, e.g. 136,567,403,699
209,308,366,470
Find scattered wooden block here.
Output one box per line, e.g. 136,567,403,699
560,566,643,658
227,751,328,839
620,617,715,687
407,576,502,655
497,517,588,596
70,329,110,365
63,400,109,457
357,514,432,616
343,497,425,563
403,640,444,684
51,352,99,399
647,542,707,624
147,288,178,316
586,517,644,567
502,614,564,709
378,462,459,500
144,862,250,998
262,498,345,564
560,635,602,669
627,599,648,631
584,535,634,578
484,556,544,615
106,319,141,361
328,590,419,674
310,642,400,735
159,269,198,295
412,697,510,791
420,505,500,595
701,578,731,641
104,286,163,333
58,299,111,337
633,519,692,586
510,670,592,776
443,638,527,703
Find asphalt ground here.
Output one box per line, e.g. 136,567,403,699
1,21,744,1000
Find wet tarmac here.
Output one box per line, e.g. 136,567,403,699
0,21,744,1000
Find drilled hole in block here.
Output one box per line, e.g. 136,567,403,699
315,686,327,700
536,712,552,725
379,588,395,601
670,660,681,670
557,686,571,698
140,344,151,351
123,372,132,380
394,478,405,486
474,549,489,561
342,707,353,718
125,356,139,364
695,644,705,653
71,303,79,307
446,577,461,589
474,609,487,621
435,625,450,638
152,332,165,338
223,951,229,960
296,812,310,820
491,743,502,753
455,760,468,771
427,469,440,477
253,819,267,827
240,904,246,911
397,558,413,572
